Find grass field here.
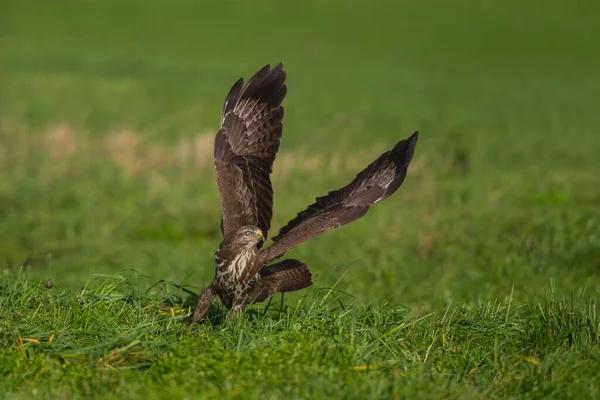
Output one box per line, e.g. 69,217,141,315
1,0,599,398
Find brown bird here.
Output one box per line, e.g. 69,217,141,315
192,63,418,323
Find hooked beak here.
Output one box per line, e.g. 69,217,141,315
251,230,264,243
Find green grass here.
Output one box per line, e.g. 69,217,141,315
1,274,599,399
1,0,600,398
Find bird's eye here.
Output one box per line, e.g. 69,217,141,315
245,231,253,237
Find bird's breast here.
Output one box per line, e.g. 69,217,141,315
215,248,260,284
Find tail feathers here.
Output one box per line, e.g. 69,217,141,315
253,259,313,302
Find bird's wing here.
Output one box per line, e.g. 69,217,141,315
214,64,287,243
259,131,418,264
251,259,313,303
191,281,216,323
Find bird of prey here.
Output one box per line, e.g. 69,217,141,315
191,63,418,323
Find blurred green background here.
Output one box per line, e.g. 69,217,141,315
1,0,599,309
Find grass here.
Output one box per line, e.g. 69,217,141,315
2,273,599,399
1,0,600,398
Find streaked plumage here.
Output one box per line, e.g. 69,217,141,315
192,64,418,323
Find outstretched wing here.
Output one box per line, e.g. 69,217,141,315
260,131,418,264
214,64,287,242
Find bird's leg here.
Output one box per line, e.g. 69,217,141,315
191,282,216,324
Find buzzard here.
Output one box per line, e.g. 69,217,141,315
191,63,418,323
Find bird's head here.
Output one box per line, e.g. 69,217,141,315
233,225,265,249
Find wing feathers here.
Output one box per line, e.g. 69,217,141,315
251,259,313,303
260,131,418,264
214,64,287,240
222,78,243,124
191,281,217,324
